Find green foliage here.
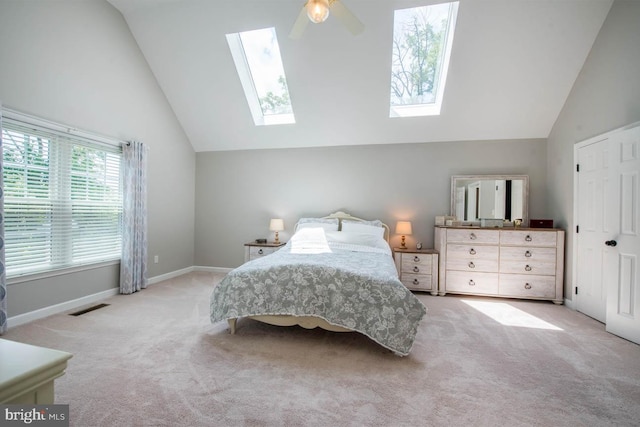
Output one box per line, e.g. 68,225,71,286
259,75,292,115
2,130,50,198
2,130,119,202
391,8,447,105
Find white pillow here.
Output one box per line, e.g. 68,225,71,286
340,221,385,238
296,217,339,232
341,219,383,228
325,231,379,246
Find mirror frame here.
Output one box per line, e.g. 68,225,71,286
450,174,529,225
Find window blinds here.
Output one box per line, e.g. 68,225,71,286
1,115,123,278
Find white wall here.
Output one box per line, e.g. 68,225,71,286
195,138,548,268
0,0,196,317
547,0,640,302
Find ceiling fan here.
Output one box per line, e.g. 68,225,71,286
289,0,365,39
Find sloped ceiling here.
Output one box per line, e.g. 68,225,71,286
107,0,612,152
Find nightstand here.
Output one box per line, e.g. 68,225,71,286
244,242,286,262
394,248,439,295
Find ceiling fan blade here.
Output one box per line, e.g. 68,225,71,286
289,6,309,39
330,0,364,36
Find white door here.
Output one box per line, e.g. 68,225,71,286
575,123,640,344
605,125,640,344
575,138,609,322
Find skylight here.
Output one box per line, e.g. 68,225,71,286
226,27,295,126
389,2,459,118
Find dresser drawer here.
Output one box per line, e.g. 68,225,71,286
446,244,499,272
500,246,556,275
244,242,286,263
446,228,500,244
499,274,556,299
401,273,433,291
445,271,499,294
249,246,279,260
401,253,433,273
500,230,557,247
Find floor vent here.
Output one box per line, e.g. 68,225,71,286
69,303,110,316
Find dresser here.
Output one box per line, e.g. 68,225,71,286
434,227,565,304
244,242,285,262
394,249,439,295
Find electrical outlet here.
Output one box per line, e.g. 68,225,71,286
154,255,159,264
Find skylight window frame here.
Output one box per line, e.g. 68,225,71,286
389,1,459,118
226,28,295,126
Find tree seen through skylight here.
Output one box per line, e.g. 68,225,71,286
238,28,293,117
390,2,459,117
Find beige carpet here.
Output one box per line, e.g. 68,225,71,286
3,272,640,426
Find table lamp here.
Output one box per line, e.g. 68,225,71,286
269,218,284,244
395,221,412,249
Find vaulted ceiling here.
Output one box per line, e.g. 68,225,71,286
107,0,613,152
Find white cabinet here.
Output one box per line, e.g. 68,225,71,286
244,242,285,263
394,249,439,295
435,227,565,304
0,339,72,404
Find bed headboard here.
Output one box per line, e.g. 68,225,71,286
322,211,391,242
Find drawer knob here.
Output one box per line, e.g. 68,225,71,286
525,235,532,242
525,250,532,258
469,233,477,240
413,266,420,273
413,279,420,285
525,265,532,271
469,248,476,255
524,283,532,290
469,279,476,286
414,256,420,262
468,261,475,268
258,249,264,255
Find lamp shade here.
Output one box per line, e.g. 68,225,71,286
269,218,284,232
395,221,413,235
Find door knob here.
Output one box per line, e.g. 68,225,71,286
605,240,617,247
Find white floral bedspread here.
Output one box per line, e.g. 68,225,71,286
210,240,427,356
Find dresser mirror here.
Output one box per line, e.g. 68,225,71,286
451,175,529,225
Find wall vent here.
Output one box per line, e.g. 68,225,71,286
69,303,110,316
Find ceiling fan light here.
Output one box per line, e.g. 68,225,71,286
307,0,330,23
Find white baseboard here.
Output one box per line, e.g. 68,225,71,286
147,266,195,285
7,266,232,328
8,288,120,328
564,297,576,310
193,266,233,274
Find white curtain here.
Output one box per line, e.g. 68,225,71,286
120,141,148,294
0,106,6,334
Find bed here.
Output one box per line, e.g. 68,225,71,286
209,212,427,356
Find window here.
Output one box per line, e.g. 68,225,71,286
389,2,459,118
226,27,295,126
1,110,123,279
